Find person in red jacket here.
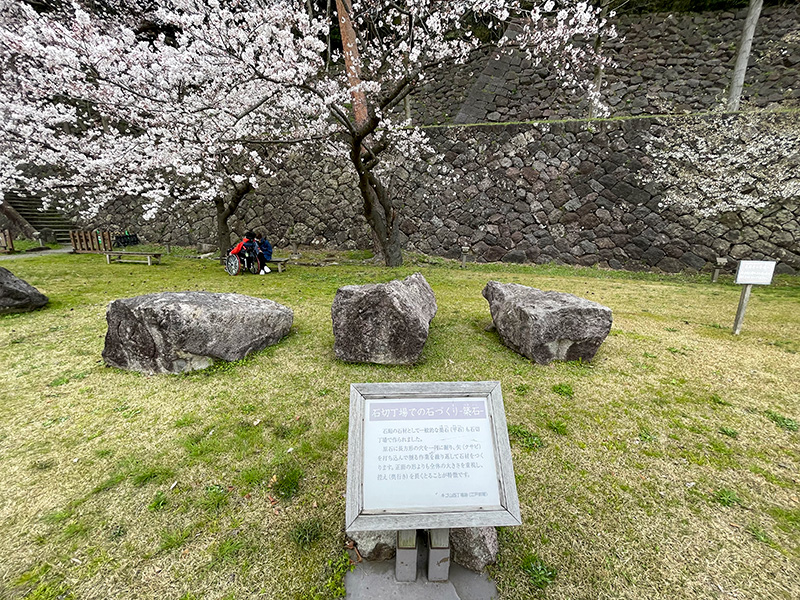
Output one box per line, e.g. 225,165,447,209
226,231,262,275
229,231,257,257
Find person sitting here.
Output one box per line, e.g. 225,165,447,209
230,231,257,256
256,232,273,274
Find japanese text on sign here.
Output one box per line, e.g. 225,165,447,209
735,260,776,285
362,398,501,511
369,400,486,421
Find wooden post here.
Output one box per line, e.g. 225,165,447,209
396,530,417,582
0,229,14,253
727,0,763,112
460,246,470,269
427,528,450,581
733,284,753,335
712,257,727,283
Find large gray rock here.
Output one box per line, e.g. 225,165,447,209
103,291,293,374
331,273,437,364
450,527,499,572
0,267,48,314
482,281,612,364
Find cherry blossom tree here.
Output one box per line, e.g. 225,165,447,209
1,0,612,265
639,111,800,217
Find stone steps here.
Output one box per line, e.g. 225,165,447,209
4,191,74,243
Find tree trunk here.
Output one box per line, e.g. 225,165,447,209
367,188,402,267
727,0,763,112
325,0,332,72
336,0,401,266
355,161,402,267
334,0,368,127
215,206,233,264
213,181,253,263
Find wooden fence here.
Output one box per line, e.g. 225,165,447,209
70,230,112,252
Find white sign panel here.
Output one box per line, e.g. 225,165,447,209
362,397,501,511
345,382,521,532
735,260,776,285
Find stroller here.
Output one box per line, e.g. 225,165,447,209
225,241,260,276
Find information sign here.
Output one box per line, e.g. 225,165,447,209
362,398,501,511
346,382,521,533
735,260,777,285
732,260,777,335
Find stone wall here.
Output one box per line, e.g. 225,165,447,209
416,6,800,125
100,110,800,275
93,194,209,250
248,112,800,275
84,7,800,275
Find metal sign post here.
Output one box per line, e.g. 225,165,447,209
732,260,776,335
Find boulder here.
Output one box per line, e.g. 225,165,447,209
482,281,612,364
103,291,292,374
331,272,437,364
450,527,499,572
0,267,48,314
347,530,396,561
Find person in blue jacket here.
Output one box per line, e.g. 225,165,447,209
255,231,273,274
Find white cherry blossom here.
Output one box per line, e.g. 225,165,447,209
1,0,611,264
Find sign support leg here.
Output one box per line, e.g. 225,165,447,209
733,284,753,335
427,528,451,581
395,530,417,582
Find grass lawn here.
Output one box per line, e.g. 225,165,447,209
1,251,798,600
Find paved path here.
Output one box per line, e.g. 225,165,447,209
346,542,498,600
0,247,73,261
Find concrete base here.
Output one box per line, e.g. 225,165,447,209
346,533,498,600
395,530,418,582
427,528,450,582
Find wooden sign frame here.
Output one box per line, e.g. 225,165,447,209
345,381,521,532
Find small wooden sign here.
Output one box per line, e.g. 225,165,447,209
345,381,521,532
735,260,776,286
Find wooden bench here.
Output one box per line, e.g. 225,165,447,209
103,251,162,266
0,229,14,253
70,230,160,266
265,257,289,273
